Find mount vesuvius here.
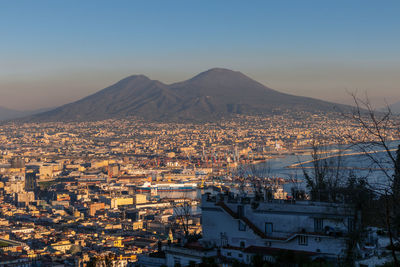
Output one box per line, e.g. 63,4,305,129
25,68,347,122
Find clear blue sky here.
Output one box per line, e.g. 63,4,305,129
1,0,399,110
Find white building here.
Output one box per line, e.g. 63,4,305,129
164,244,217,267
137,244,217,267
201,192,360,264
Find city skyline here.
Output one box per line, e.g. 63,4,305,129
1,0,400,110
2,1,400,266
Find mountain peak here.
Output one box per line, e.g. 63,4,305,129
105,74,166,92
170,67,273,99
117,74,154,84
202,67,240,74
124,74,151,80
24,69,346,122
190,68,244,81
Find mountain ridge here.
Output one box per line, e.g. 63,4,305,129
389,101,400,114
0,106,54,121
22,68,349,122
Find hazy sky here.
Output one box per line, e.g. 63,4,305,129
1,0,399,110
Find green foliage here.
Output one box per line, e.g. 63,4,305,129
393,145,400,198
200,257,218,267
0,241,11,247
377,262,395,267
186,233,202,243
392,145,400,234
87,256,98,267
291,187,307,200
252,254,263,267
273,251,335,267
68,244,81,255
105,254,113,267
38,180,57,190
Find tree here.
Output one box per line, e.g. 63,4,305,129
200,257,218,267
392,145,400,203
300,137,345,202
68,244,81,255
104,254,113,267
392,145,400,239
340,172,378,265
87,256,98,267
172,197,193,239
252,254,270,267
345,96,399,192
234,161,274,200
344,94,400,266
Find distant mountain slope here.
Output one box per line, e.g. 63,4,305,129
32,75,181,121
389,101,400,114
26,68,348,122
0,106,53,121
0,106,25,121
168,68,342,120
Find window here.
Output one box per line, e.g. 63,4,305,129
238,220,246,231
240,241,245,248
265,222,273,235
227,252,232,256
239,253,243,258
314,218,324,232
220,232,228,246
298,235,308,246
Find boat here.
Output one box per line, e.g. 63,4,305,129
136,182,197,193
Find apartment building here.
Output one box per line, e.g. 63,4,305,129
201,192,361,264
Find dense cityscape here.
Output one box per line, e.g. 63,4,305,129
2,1,400,267
0,111,398,266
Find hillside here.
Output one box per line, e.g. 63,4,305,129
0,106,52,121
27,68,347,122
389,101,400,114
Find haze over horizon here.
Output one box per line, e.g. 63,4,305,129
1,0,400,110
